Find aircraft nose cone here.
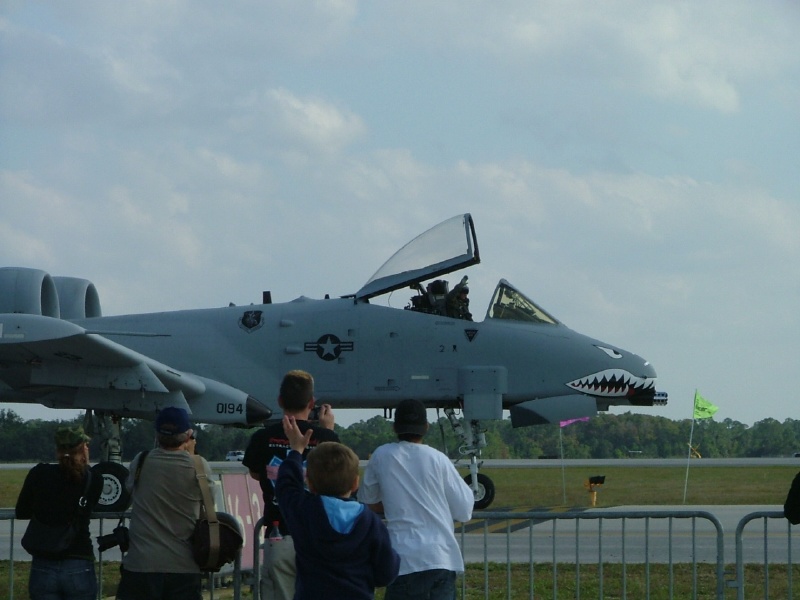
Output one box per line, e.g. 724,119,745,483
642,359,657,378
245,396,273,424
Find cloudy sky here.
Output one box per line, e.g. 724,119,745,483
1,1,798,429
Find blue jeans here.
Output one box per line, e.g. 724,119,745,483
29,557,97,600
384,569,457,600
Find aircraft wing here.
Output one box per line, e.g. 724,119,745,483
0,314,270,425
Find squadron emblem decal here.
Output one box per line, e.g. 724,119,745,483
239,310,264,333
305,334,354,361
464,329,478,342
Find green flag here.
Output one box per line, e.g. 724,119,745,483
693,391,719,420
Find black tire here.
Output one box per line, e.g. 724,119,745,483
464,472,495,510
92,462,132,513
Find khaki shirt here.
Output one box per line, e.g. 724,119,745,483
123,448,213,573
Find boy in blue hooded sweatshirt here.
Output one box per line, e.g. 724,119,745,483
276,415,400,600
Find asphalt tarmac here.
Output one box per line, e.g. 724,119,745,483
3,459,796,564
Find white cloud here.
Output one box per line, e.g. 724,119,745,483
384,1,798,114
0,171,79,267
194,148,263,190
0,221,53,266
264,88,367,156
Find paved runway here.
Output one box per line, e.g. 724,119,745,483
2,456,798,471
1,504,793,564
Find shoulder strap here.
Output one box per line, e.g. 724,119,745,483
192,455,220,569
77,469,93,509
133,450,149,488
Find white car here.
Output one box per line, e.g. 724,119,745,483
225,450,245,462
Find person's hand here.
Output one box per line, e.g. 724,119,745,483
318,403,335,430
283,415,313,453
184,429,197,454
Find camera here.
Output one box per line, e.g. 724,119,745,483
97,522,130,553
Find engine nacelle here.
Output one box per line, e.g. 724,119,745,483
53,276,102,319
0,267,102,319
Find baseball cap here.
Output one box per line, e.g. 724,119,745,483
55,425,91,448
393,399,429,436
155,407,191,436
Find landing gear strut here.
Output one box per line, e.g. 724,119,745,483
83,410,132,513
444,408,496,509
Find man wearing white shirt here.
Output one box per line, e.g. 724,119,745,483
360,399,474,600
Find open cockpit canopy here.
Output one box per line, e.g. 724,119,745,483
355,213,479,301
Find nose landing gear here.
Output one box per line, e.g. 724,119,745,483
444,408,496,509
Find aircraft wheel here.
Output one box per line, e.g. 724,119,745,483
92,462,132,513
464,473,495,510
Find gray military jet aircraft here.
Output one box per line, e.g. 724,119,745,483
0,214,666,509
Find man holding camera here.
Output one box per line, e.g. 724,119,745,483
116,407,213,600
243,369,339,600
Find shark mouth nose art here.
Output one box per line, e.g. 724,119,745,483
567,369,655,398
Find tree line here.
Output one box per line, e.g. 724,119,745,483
2,408,800,464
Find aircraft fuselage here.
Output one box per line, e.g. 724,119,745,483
67,295,656,424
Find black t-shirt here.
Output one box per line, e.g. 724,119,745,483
242,419,339,535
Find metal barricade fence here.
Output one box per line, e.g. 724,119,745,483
4,508,800,599
0,509,241,600
253,516,265,600
461,510,726,600
731,510,796,600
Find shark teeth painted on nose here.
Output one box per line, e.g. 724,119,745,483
566,369,656,398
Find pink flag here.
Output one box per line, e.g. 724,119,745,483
559,416,590,428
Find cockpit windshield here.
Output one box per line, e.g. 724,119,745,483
486,279,559,325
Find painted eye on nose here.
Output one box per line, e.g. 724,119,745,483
596,346,622,359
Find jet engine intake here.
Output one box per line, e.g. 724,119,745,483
0,268,102,320
53,276,102,319
0,267,60,317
